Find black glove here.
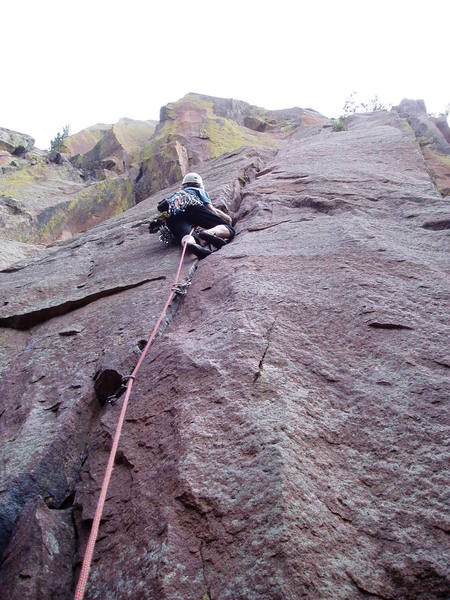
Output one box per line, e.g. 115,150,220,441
149,218,164,234
157,199,169,212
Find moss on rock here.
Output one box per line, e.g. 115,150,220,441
0,164,42,196
136,92,290,200
421,147,450,196
38,177,135,243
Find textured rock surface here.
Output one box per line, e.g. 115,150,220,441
393,99,450,196
0,498,74,599
0,109,449,599
0,96,321,269
134,93,325,201
0,158,135,247
0,127,34,155
0,237,42,271
63,123,112,155
68,118,157,174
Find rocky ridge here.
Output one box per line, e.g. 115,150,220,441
133,93,325,201
1,95,447,275
0,95,318,270
0,122,139,270
0,101,449,599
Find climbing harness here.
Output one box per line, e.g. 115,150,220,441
73,230,194,600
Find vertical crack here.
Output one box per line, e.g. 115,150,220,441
156,262,198,338
199,541,213,600
253,320,276,383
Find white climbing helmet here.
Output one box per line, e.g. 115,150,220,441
182,172,204,189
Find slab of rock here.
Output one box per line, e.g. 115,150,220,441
134,93,325,201
62,122,112,155
70,119,157,176
64,118,157,167
0,148,262,566
0,498,74,600
432,113,450,144
0,127,34,155
0,158,135,250
0,114,449,599
0,237,42,271
393,99,450,196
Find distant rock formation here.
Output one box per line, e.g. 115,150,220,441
0,99,324,270
134,93,326,201
65,118,157,175
2,95,448,272
0,119,149,269
0,106,449,598
393,99,450,196
0,127,34,156
0,139,134,269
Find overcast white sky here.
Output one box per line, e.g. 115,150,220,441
2,0,449,149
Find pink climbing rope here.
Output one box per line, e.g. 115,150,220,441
74,230,194,600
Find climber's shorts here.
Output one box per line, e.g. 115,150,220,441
166,204,235,241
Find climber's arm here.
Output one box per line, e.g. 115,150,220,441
205,203,232,225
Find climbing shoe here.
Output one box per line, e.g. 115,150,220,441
197,230,227,248
186,242,211,260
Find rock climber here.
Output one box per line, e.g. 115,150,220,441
150,172,235,259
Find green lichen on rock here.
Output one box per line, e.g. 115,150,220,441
0,164,42,196
144,93,283,163
397,119,416,141
204,109,281,156
44,530,60,556
421,147,450,196
38,177,135,242
113,179,134,215
141,118,177,162
0,127,34,154
185,93,281,156
137,93,285,198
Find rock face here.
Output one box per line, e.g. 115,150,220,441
0,127,35,156
0,238,41,272
62,123,112,156
0,498,74,600
67,118,158,175
393,99,450,196
0,106,449,599
0,98,323,270
134,92,325,201
0,157,135,245
0,124,139,268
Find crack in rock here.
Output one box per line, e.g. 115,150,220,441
368,322,413,330
200,541,213,600
253,320,276,383
422,218,450,231
0,276,166,330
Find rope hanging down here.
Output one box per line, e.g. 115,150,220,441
74,230,194,600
